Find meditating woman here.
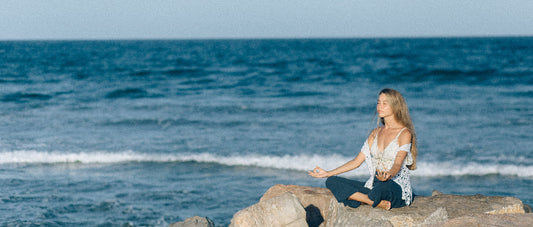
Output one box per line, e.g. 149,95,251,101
309,88,417,210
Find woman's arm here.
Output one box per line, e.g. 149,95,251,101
385,150,408,178
309,129,377,178
308,151,365,178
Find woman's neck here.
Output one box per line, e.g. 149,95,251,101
383,116,403,129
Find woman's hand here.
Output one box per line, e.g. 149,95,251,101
308,166,329,178
376,170,391,181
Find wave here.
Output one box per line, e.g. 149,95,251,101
164,68,204,77
100,118,248,128
421,68,497,77
272,91,330,98
1,92,53,102
104,88,162,99
1,151,532,177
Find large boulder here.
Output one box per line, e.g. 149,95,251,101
260,184,335,227
230,192,308,227
259,185,529,227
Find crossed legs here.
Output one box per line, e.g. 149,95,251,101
326,176,391,210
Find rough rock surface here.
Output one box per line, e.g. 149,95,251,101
168,216,214,227
230,192,308,227
430,213,533,227
261,185,528,227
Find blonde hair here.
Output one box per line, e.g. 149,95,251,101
378,88,418,170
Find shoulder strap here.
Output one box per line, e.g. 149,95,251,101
394,127,407,140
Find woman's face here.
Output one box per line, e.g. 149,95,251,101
377,93,394,118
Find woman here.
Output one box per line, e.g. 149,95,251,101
309,88,417,210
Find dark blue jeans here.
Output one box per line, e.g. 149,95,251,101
325,176,406,208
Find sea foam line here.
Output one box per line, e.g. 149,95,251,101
1,150,532,177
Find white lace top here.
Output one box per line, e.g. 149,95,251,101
361,127,414,205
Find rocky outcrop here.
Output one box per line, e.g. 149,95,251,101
258,185,530,227
172,184,532,227
169,216,214,227
326,194,527,227
230,192,308,227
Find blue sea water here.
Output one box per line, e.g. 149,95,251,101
0,38,532,226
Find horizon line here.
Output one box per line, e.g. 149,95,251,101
1,34,533,42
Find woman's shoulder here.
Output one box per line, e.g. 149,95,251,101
398,128,412,145
366,127,382,143
369,127,382,138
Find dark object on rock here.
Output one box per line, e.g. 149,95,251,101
305,204,324,227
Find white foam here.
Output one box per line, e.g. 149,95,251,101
1,150,531,177
0,150,151,164
414,161,533,177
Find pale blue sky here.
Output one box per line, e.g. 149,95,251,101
1,0,532,40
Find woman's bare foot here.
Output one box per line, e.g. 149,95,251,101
376,200,391,210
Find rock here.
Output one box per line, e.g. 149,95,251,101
258,185,528,227
413,193,526,217
431,190,444,196
431,213,533,227
230,192,308,227
327,190,527,227
169,216,214,227
327,200,451,227
260,184,335,227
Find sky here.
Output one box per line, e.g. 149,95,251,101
1,0,532,40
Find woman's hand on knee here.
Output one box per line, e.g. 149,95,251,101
308,166,329,178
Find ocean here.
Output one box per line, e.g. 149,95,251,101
0,38,532,226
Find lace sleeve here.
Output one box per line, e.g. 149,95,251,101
361,140,374,189
393,143,414,205
396,143,412,165
361,140,370,156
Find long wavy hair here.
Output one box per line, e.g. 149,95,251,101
378,88,418,170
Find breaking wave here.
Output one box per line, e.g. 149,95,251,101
1,150,532,177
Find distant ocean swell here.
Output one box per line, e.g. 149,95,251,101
2,150,532,177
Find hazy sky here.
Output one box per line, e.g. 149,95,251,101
1,0,532,40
